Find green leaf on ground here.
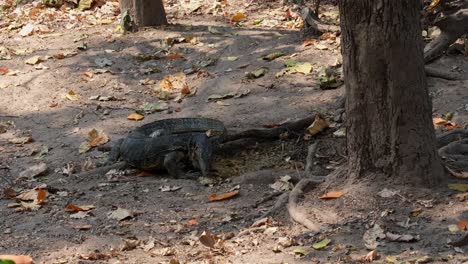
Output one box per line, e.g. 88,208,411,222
284,59,298,67
276,62,312,78
246,67,268,79
227,56,238,61
312,238,331,250
448,184,468,192
262,52,284,61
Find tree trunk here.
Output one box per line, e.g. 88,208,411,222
119,0,167,29
339,0,444,186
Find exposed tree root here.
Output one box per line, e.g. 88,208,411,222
305,142,318,177
300,7,340,35
425,66,468,80
437,129,468,148
287,178,323,231
424,9,468,63
258,192,289,219
439,138,468,171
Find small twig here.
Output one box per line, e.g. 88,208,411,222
237,226,266,237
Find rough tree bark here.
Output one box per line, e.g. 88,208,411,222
119,0,167,29
339,0,445,186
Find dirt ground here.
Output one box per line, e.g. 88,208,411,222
1,0,468,263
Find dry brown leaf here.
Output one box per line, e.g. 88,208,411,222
319,191,343,199
127,113,144,121
79,142,92,154
66,203,94,212
25,55,44,65
73,224,92,230
457,219,468,231
84,71,93,78
187,219,199,226
3,187,16,198
0,67,9,74
303,39,316,47
433,117,447,126
199,230,216,248
319,32,336,41
231,12,247,22
9,136,33,144
0,255,33,264
88,129,109,147
159,76,173,89
167,53,185,60
209,190,239,202
364,250,378,262
36,189,47,204
306,115,329,136
180,84,191,96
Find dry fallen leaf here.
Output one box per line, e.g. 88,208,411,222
88,129,109,147
36,189,47,204
306,114,329,136
65,90,80,101
187,219,199,226
65,203,95,212
25,55,44,65
209,190,239,202
108,208,133,221
0,255,33,264
363,250,378,262
18,163,48,179
457,219,468,231
127,113,144,121
0,67,9,75
73,224,92,230
385,232,419,242
9,136,33,144
319,191,343,199
167,53,185,60
231,12,247,22
363,224,386,249
303,39,316,47
199,230,217,248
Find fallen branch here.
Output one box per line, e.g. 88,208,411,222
424,8,468,63
287,177,323,231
